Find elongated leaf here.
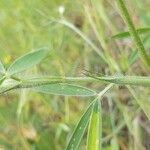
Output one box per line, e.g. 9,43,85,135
17,89,28,117
129,50,138,65
66,101,94,150
0,60,5,74
129,35,150,65
87,99,101,150
33,83,96,96
0,76,6,85
0,79,21,94
7,48,49,75
88,74,150,86
112,27,150,39
137,99,150,121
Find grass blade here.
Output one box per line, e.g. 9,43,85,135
116,0,150,67
7,48,49,75
66,100,94,150
129,35,150,65
48,19,107,63
128,50,138,65
128,86,150,121
136,99,150,121
86,99,102,150
33,83,96,97
112,27,150,39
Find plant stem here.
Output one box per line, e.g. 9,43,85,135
116,0,150,68
90,75,150,86
20,76,96,88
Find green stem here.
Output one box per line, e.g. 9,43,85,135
116,0,150,68
90,75,150,86
19,76,96,88
2,74,150,94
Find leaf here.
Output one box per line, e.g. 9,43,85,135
33,83,96,97
129,35,150,65
7,48,49,75
66,100,94,150
87,74,150,87
128,50,138,65
17,89,28,117
0,60,5,74
134,97,150,121
112,27,150,39
0,79,21,94
87,99,102,150
0,76,6,85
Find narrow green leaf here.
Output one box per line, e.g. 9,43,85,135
137,99,150,121
17,89,28,117
0,79,21,94
87,99,101,150
112,27,150,39
0,77,97,94
129,50,138,65
88,74,150,87
129,35,150,65
0,76,6,85
33,83,96,97
7,48,49,75
66,101,94,150
0,60,5,74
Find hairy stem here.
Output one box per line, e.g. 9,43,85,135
116,0,150,68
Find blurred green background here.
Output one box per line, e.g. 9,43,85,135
0,0,150,149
